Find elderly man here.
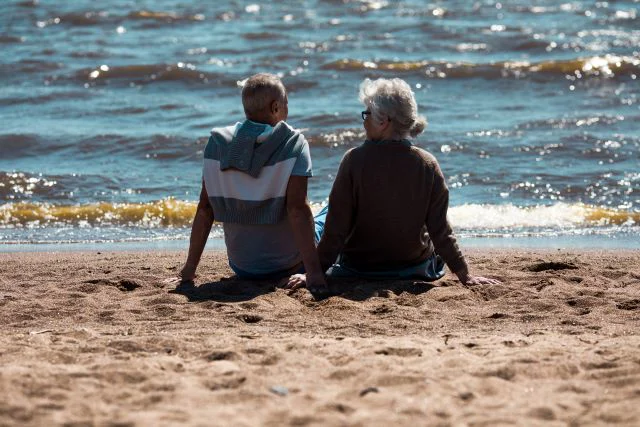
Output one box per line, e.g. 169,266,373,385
178,73,326,289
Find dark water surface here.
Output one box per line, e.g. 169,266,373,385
1,0,639,245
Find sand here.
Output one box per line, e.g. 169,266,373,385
0,248,639,426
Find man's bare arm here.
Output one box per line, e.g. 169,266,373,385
180,181,215,282
285,176,327,290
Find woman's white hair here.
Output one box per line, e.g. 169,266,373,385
359,78,427,139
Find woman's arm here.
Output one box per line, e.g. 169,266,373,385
317,151,356,272
425,160,500,286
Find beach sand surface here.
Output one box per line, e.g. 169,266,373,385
1,249,639,426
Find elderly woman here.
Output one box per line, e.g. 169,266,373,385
290,78,498,290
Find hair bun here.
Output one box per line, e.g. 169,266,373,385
409,116,427,137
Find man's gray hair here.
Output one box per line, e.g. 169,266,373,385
241,73,287,117
359,78,427,139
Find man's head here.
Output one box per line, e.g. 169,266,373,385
241,73,288,126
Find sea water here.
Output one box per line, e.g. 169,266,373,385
1,0,639,248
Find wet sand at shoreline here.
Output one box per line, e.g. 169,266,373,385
1,249,639,426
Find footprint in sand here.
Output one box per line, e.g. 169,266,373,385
76,283,100,294
375,347,423,357
205,351,240,361
240,302,259,310
327,354,354,367
372,375,423,387
526,261,578,272
474,366,516,381
616,299,640,310
328,369,358,380
107,340,146,353
153,306,176,317
323,403,355,414
244,347,280,366
528,407,556,421
98,310,116,321
202,361,246,391
144,295,180,306
237,314,263,324
488,312,509,319
82,278,141,292
0,405,33,423
370,304,395,315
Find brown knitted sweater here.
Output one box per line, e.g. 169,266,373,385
317,139,468,274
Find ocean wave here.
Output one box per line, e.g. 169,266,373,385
450,203,639,230
0,90,93,106
0,134,71,158
18,0,38,7
1,201,637,231
69,51,110,59
0,199,196,227
515,114,627,131
0,133,206,164
2,60,64,75
127,10,205,22
321,55,640,80
75,63,224,85
0,35,24,44
57,11,111,26
0,172,60,201
306,128,366,147
35,10,206,27
242,32,285,40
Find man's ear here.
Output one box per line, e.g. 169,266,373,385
271,100,279,114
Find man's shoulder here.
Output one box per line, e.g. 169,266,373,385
276,121,305,143
270,121,308,158
210,123,239,141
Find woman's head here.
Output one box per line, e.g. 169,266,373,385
359,78,427,141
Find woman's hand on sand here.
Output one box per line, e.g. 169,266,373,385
457,273,501,286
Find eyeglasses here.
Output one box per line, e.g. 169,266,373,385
361,110,371,120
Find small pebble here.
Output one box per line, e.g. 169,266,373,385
270,385,288,396
359,387,379,397
459,391,475,401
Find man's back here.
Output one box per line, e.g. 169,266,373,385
203,120,312,275
177,72,326,291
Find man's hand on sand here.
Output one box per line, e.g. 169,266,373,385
283,273,329,293
163,263,197,286
178,263,197,282
283,273,306,290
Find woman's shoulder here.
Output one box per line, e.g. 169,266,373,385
408,145,440,167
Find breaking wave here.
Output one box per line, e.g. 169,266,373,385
321,55,640,80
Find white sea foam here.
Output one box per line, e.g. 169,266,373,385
448,203,637,230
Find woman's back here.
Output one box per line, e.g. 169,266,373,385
318,139,467,272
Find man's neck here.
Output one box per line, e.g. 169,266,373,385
246,115,278,127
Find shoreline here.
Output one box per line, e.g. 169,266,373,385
1,232,639,253
1,249,639,425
